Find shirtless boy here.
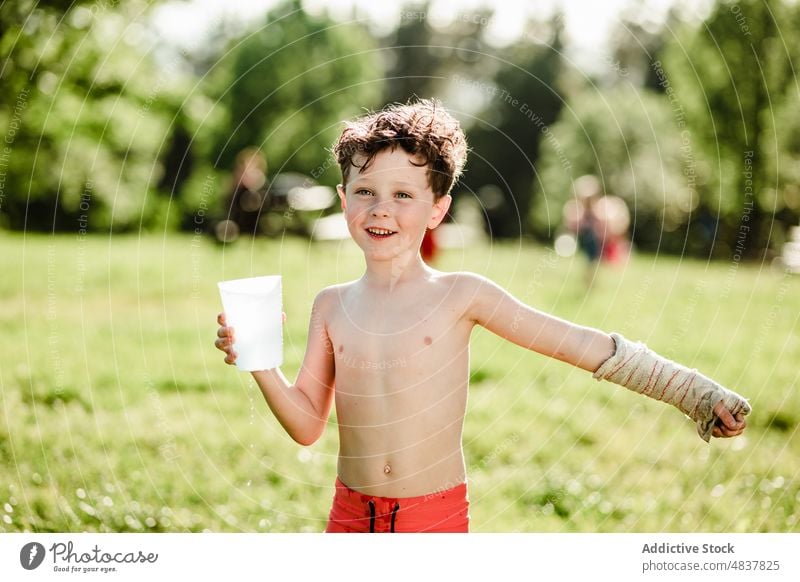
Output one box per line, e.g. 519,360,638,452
215,99,750,533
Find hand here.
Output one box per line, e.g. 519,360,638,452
711,400,747,438
215,312,237,365
215,312,287,366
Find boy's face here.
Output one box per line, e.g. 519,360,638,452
337,148,451,263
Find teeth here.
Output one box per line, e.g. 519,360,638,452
368,228,394,235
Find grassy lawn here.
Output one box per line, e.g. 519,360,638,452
1,232,798,532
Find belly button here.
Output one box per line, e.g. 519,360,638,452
383,464,392,474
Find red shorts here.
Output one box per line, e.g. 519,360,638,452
325,477,469,533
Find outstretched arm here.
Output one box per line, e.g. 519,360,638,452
464,274,749,440
216,290,336,446
464,274,616,372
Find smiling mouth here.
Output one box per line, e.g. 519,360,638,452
365,227,397,239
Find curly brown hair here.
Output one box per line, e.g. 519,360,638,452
333,99,468,199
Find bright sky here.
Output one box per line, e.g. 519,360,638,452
152,0,689,72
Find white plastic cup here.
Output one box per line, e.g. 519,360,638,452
217,275,283,371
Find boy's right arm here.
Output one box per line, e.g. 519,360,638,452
215,290,336,446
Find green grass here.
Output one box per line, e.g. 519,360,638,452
1,232,798,532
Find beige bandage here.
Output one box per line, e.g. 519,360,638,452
593,333,751,441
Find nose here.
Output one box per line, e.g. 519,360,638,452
370,200,390,218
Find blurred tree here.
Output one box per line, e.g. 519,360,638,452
380,1,494,104
660,0,799,257
460,14,565,238
381,2,444,104
0,0,186,232
207,0,384,185
609,7,682,91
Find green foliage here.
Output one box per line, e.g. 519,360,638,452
206,0,384,184
1,233,798,532
2,0,799,260
0,0,185,232
660,0,800,253
462,19,565,238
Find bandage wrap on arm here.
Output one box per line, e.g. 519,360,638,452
593,333,751,442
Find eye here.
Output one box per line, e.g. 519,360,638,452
396,192,412,199
355,189,373,196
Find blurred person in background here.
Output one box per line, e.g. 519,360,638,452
563,174,630,286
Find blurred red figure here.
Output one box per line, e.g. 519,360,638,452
563,175,630,284
420,228,438,263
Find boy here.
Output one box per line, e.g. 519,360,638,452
215,99,750,533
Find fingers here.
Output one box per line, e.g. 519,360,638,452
215,313,236,364
712,423,746,438
217,325,235,339
214,337,232,350
713,402,736,428
713,400,746,431
710,400,748,438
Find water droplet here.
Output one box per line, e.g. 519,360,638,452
124,514,143,530
566,479,582,495
731,436,748,451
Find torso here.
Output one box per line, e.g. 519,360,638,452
325,272,474,497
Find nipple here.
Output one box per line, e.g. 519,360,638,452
383,464,392,475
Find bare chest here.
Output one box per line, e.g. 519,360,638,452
326,295,470,390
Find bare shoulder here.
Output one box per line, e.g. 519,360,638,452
313,280,358,314
436,270,499,295
434,270,516,325
428,270,501,315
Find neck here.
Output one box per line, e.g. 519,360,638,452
362,250,429,290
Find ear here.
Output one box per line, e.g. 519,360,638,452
428,194,452,229
337,184,346,211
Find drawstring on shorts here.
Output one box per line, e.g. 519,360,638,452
390,502,400,533
367,500,401,532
